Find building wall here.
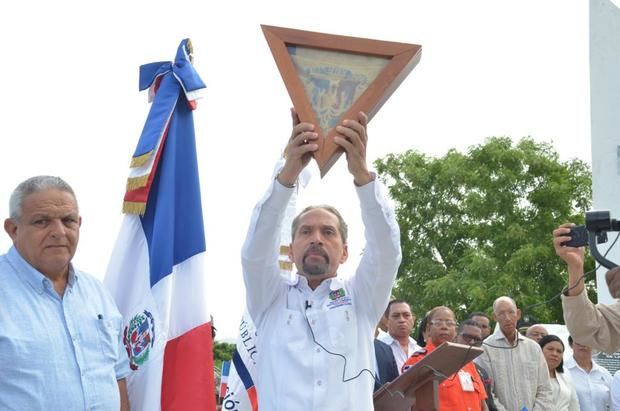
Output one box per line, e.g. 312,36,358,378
590,0,620,304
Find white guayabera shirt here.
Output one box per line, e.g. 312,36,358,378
242,177,401,411
476,328,553,411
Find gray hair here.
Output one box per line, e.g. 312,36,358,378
492,296,518,313
291,205,348,243
9,176,76,220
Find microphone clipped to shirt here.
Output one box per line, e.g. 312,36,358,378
305,300,312,310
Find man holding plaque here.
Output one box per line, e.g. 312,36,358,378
241,110,401,411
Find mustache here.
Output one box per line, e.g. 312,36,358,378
303,245,329,261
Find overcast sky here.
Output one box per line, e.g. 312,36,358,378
0,1,596,340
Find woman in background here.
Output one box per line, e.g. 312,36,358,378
539,335,579,410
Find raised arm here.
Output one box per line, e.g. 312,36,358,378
336,112,401,321
242,110,319,321
554,223,620,352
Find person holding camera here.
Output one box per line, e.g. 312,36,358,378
553,223,620,353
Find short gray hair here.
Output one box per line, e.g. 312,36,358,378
291,205,348,243
9,176,76,220
492,296,517,313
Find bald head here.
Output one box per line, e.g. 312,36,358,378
525,324,548,343
493,296,517,313
492,296,521,341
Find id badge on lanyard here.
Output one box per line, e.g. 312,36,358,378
458,370,474,392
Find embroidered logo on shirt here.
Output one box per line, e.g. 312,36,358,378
329,288,346,300
326,288,352,309
123,310,155,370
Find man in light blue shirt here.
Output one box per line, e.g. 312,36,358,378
0,176,130,411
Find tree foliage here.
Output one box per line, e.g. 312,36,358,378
213,340,235,373
375,137,592,324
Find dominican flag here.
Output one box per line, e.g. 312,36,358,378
219,360,231,401
105,39,216,411
221,311,259,411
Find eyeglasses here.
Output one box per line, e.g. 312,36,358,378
430,319,457,327
459,333,483,346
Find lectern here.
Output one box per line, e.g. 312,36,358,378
373,342,484,411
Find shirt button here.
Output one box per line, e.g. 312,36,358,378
316,348,321,353
311,320,316,325
317,380,322,386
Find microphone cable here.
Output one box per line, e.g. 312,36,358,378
302,300,395,396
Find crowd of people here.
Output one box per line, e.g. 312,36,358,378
375,295,620,410
5,109,620,411
239,109,620,410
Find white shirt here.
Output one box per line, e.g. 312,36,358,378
376,332,420,373
565,356,612,411
611,369,620,411
242,177,401,411
476,328,553,411
549,371,580,411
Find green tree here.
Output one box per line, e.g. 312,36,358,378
375,137,592,324
213,340,235,373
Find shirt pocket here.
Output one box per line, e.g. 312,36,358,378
279,308,308,351
326,307,357,355
522,360,540,383
95,317,122,363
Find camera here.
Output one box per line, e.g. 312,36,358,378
586,210,620,233
561,225,588,248
584,210,620,269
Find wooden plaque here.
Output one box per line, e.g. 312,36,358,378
373,342,484,411
262,25,422,177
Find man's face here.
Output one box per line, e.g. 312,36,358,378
471,315,491,339
493,300,521,337
289,208,348,281
456,324,483,346
427,308,457,346
4,189,80,278
571,340,593,358
386,302,415,339
525,325,548,343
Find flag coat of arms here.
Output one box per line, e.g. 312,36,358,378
105,39,216,411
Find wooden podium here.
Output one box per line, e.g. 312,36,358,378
373,342,484,411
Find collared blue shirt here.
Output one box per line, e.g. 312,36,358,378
0,246,130,411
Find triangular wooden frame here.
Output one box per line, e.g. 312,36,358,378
262,25,422,177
